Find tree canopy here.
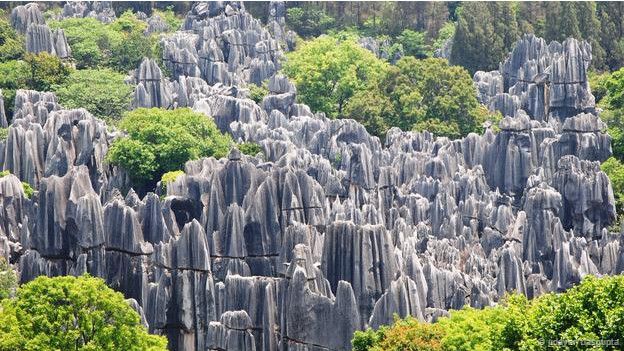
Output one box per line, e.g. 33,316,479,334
0,275,168,351
53,68,133,122
106,108,232,190
284,35,388,119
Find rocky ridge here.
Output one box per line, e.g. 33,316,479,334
0,2,622,351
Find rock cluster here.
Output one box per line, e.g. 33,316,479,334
11,3,71,58
60,1,117,23
0,3,622,351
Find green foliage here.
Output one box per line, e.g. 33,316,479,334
152,7,182,31
286,6,335,38
0,60,28,116
248,82,269,104
161,170,184,185
353,316,443,351
431,22,455,54
160,170,184,194
107,108,232,189
0,17,24,62
284,35,388,119
49,17,122,69
0,257,17,300
0,128,8,141
451,2,519,73
21,181,33,199
353,275,624,351
396,29,429,58
0,275,168,350
23,52,72,92
49,14,155,72
594,68,624,163
53,68,133,122
602,157,624,212
238,142,263,157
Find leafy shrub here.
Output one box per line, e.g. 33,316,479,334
353,275,624,351
0,17,24,62
160,170,184,194
0,257,17,300
53,68,133,122
248,82,269,104
0,275,168,350
238,142,263,157
0,128,8,140
107,108,232,189
49,13,156,72
353,316,444,351
396,29,429,58
23,52,73,92
21,181,33,199
152,7,182,31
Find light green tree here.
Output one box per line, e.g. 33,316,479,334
0,275,168,351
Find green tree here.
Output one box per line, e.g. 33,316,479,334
396,29,429,58
53,68,133,122
286,6,336,38
107,108,232,190
284,35,388,119
0,60,28,116
0,275,167,350
451,2,520,73
597,2,624,71
0,16,24,62
374,57,491,138
0,257,17,300
23,52,72,92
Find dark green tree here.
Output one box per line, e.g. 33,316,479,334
107,108,232,190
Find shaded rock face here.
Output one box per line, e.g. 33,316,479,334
0,4,622,351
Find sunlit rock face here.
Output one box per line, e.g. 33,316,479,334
12,3,72,59
0,2,621,351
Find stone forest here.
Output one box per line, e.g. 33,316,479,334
1,1,624,351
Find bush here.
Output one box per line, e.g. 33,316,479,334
160,170,184,193
0,17,24,62
23,52,73,92
248,82,269,104
21,181,33,199
152,7,182,31
0,275,168,350
602,157,624,215
238,142,263,157
353,275,624,351
49,13,156,72
0,257,17,300
396,29,429,58
107,108,232,189
53,68,133,122
353,316,444,351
